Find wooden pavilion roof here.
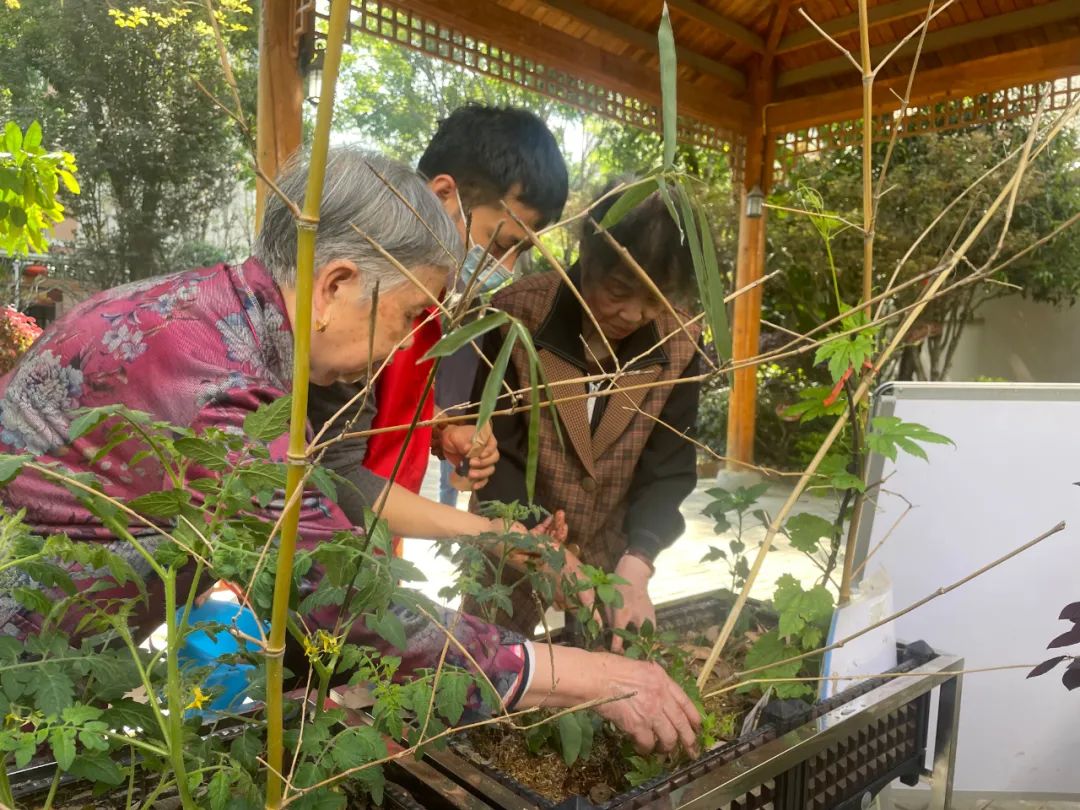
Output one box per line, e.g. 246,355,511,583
313,0,1080,154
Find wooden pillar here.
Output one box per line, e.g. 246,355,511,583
725,61,775,469
255,0,304,231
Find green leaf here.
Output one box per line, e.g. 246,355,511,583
309,465,338,503
207,768,233,810
330,725,387,770
49,726,76,771
174,437,228,471
102,698,158,732
784,513,833,555
128,488,190,517
366,611,407,651
68,752,126,786
60,703,102,725
866,416,953,463
476,328,517,432
423,312,508,361
22,122,42,151
436,670,471,726
243,395,293,442
0,453,31,486
657,4,677,170
699,205,731,361
4,122,23,154
557,711,583,766
600,177,659,228
34,669,75,717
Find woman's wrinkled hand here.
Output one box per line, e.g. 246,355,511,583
593,654,701,755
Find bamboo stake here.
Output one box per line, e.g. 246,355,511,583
264,2,349,808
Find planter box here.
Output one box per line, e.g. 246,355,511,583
384,590,963,810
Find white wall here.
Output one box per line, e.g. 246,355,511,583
949,294,1080,382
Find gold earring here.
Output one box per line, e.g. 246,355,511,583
315,317,329,333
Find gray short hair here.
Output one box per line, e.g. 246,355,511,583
254,148,462,291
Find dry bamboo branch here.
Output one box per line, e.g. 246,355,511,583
796,8,862,73
705,661,1047,701
696,112,1064,690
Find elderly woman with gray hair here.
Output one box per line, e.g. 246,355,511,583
0,148,700,755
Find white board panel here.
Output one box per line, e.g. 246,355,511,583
853,382,1080,794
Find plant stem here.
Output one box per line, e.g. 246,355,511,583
264,2,349,807
164,567,197,810
41,766,62,810
0,756,15,808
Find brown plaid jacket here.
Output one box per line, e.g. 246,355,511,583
465,270,701,634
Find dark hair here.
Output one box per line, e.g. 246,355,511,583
580,179,695,301
417,104,569,227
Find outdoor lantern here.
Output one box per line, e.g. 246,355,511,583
305,47,325,105
745,185,765,219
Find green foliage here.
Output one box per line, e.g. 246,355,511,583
701,484,769,592
0,0,255,284
0,120,78,256
742,575,835,699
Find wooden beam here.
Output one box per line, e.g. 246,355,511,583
768,36,1080,133
777,0,930,55
395,0,751,134
667,0,766,53
533,0,745,90
255,0,303,231
777,0,1080,89
726,28,783,466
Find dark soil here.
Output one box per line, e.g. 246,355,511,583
459,626,760,804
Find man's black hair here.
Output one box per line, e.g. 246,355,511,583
418,104,569,228
580,178,696,301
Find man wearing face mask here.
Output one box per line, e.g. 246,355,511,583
306,105,570,541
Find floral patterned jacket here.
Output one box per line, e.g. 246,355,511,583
0,258,530,706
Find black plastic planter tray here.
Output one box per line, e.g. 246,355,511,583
386,589,963,810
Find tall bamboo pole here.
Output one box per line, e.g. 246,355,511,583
264,2,349,808
837,0,877,605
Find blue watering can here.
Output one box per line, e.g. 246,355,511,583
176,600,267,716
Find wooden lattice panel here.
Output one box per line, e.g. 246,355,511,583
313,0,738,155
777,74,1080,172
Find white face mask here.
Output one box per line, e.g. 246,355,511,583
460,245,512,294
452,188,517,295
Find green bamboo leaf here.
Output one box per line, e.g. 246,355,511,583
422,311,508,361
525,357,540,504
700,209,732,361
513,320,564,452
476,328,517,432
599,177,658,228
657,3,677,170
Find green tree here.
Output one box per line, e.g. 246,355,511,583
0,0,257,286
765,123,1080,383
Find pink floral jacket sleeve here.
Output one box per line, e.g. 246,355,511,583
0,258,530,708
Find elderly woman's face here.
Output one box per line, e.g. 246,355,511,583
307,261,445,386
581,267,663,342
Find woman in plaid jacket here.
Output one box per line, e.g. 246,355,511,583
473,185,703,647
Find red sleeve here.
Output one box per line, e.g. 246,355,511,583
362,311,442,494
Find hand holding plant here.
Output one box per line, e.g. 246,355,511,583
608,554,656,653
